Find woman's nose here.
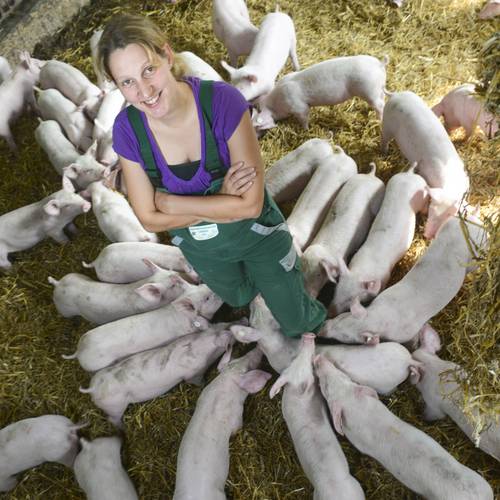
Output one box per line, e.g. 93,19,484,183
137,81,154,99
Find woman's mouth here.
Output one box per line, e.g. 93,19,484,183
143,91,162,108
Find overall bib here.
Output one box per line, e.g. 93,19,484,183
126,80,326,337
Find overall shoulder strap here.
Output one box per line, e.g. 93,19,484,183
199,80,225,180
126,106,166,191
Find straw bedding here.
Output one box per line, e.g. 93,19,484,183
0,0,498,498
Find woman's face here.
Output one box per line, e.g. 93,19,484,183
108,43,176,119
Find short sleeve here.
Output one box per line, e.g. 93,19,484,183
112,108,141,163
211,81,251,142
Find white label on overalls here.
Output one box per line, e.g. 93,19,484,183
189,223,219,241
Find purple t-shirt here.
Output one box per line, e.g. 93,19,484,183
112,77,250,195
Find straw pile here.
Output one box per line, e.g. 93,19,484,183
0,0,498,498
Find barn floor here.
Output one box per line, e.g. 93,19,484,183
0,0,498,499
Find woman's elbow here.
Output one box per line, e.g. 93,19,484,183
244,197,264,219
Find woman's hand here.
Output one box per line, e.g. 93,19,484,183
219,161,257,196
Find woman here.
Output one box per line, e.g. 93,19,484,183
97,13,326,337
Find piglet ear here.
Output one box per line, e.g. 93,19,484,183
43,199,60,216
350,296,367,319
62,175,75,192
409,363,424,385
173,297,195,314
329,400,345,436
337,256,350,276
418,323,441,354
217,336,234,371
134,283,166,304
363,279,381,295
244,72,258,83
269,373,288,399
63,164,79,179
427,187,448,204
361,332,379,345
239,370,272,394
354,385,379,400
220,60,236,77
142,258,161,274
320,258,338,284
85,140,98,157
229,325,261,343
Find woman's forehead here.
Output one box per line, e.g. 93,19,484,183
108,43,152,76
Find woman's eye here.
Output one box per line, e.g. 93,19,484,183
144,66,156,76
121,79,133,88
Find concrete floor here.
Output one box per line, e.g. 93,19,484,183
0,0,89,64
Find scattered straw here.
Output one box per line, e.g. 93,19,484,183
0,0,498,499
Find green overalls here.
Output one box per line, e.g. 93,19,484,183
126,80,326,337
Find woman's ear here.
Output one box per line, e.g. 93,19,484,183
162,43,174,68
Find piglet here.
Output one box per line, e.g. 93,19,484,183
314,355,494,500
35,120,109,189
411,324,499,462
302,164,385,297
89,29,112,90
0,56,12,83
177,51,224,81
287,145,358,251
0,176,91,270
73,436,138,500
173,348,271,500
432,84,498,140
231,295,420,395
39,59,103,119
478,0,500,18
0,51,45,151
212,0,258,67
82,180,158,243
320,213,488,345
0,415,85,492
221,8,299,101
79,325,235,427
264,138,333,202
64,283,223,371
36,87,94,151
48,259,189,324
96,127,119,166
381,90,469,239
82,241,199,284
269,335,365,500
254,55,388,131
329,165,428,316
92,87,126,143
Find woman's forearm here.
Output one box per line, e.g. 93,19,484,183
141,209,202,232
155,192,263,222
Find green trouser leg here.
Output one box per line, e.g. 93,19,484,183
181,257,258,308
180,229,326,338
242,229,326,337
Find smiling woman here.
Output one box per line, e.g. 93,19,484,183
95,13,327,338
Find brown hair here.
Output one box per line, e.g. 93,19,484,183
96,13,186,82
